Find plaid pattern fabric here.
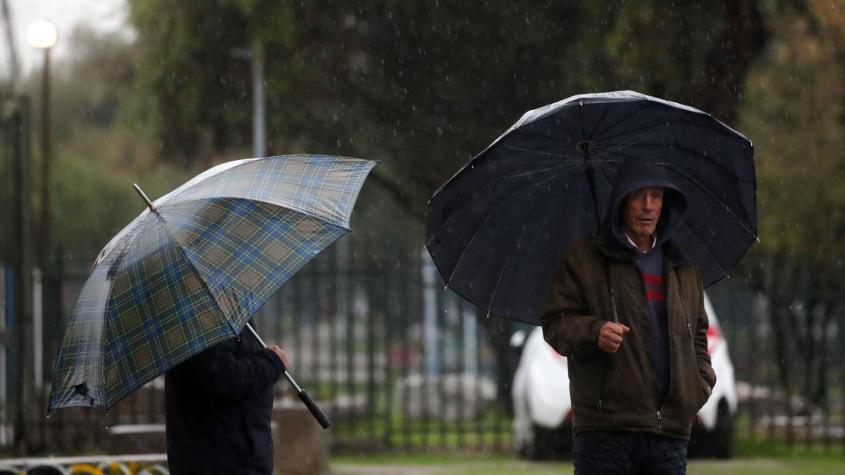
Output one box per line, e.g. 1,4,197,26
49,155,374,409
159,154,371,228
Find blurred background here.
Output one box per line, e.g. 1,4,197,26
1,0,845,472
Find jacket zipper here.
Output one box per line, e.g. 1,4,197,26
597,262,617,416
655,264,670,433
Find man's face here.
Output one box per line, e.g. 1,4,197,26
622,187,664,241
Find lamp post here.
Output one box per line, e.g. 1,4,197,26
27,20,57,271
24,20,56,453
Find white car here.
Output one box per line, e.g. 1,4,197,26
511,294,737,459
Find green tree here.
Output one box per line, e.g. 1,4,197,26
735,0,845,418
127,1,770,220
124,0,778,415
21,24,191,261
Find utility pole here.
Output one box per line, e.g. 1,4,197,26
10,96,32,454
252,36,266,158
28,20,57,271
231,35,267,159
0,0,20,85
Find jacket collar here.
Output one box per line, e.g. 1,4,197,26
597,233,690,267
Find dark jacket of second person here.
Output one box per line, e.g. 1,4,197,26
165,323,285,475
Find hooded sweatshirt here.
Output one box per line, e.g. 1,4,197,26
600,158,688,408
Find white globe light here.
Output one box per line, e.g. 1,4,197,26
27,20,58,49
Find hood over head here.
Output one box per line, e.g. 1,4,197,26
600,158,687,256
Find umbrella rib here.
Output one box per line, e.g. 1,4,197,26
160,157,364,231
441,171,565,288
596,161,618,187
502,145,585,163
595,116,668,144
609,141,753,183
577,102,587,138
592,122,673,158
485,172,567,317
592,101,660,139
585,104,613,141
151,213,242,339
680,217,730,280
511,128,582,145
587,157,628,225
662,164,758,240
154,158,260,207
429,163,568,244
599,118,747,147
162,197,353,234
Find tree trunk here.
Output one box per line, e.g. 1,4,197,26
694,0,768,125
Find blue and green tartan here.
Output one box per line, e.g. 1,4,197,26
49,155,375,409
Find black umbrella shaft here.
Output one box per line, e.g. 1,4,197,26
580,143,602,229
580,144,619,324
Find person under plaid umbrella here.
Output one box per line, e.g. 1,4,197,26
48,154,375,474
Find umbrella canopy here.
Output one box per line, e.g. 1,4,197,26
50,154,375,409
427,90,756,325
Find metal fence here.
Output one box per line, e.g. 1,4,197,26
707,274,845,453
14,228,514,454
2,175,845,457
10,251,844,457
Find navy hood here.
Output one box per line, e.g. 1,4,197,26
601,159,688,257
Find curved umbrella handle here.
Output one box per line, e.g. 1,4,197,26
246,323,332,429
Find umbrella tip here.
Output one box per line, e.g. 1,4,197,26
133,183,156,212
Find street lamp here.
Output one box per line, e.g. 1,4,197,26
26,21,56,451
27,20,57,49
27,20,56,271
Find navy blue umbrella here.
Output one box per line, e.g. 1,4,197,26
427,90,756,325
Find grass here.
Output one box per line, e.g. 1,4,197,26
330,403,512,450
330,428,845,475
330,451,845,475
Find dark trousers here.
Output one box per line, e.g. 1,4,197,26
572,430,688,475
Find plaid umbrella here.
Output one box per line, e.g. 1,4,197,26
49,154,375,410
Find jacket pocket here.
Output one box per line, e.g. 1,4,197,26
697,374,712,409
667,321,704,422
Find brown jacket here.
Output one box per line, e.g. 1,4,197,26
541,235,716,439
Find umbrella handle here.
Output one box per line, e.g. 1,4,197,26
297,388,331,429
246,323,332,429
609,288,619,324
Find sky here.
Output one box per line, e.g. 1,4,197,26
3,0,128,82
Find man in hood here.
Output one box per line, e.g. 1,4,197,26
541,158,716,474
